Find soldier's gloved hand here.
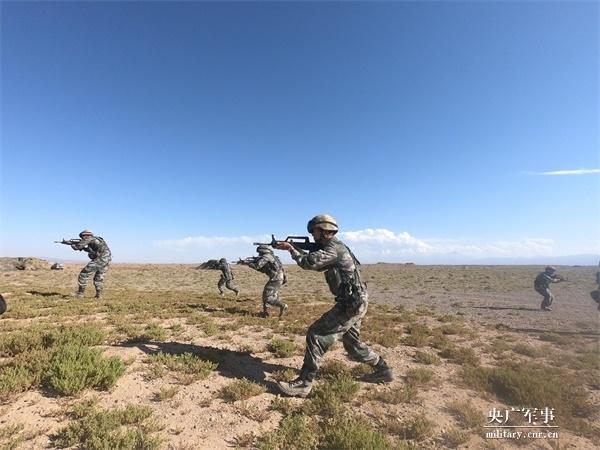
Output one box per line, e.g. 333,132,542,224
274,242,294,251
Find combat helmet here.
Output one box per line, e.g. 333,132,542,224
219,258,226,263
257,245,272,254
79,229,94,238
545,266,557,274
307,214,338,233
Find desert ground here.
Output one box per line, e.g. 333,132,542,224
0,260,598,449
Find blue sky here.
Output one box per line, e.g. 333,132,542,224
1,1,598,263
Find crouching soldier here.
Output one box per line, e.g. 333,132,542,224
70,230,112,299
274,214,393,398
217,258,239,296
244,246,288,318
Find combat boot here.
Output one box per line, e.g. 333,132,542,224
73,286,85,299
541,306,553,312
277,378,313,398
361,358,394,384
278,304,288,318
95,290,103,300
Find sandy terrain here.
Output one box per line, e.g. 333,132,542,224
0,262,598,449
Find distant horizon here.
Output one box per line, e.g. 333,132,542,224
3,253,598,267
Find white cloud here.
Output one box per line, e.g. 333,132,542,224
339,229,554,261
153,234,270,250
149,230,560,263
527,168,600,176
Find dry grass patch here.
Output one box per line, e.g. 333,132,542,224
442,427,470,447
153,386,179,402
406,367,434,387
512,343,542,358
236,401,270,422
446,400,484,429
373,385,418,404
461,362,595,424
384,412,434,441
413,350,441,365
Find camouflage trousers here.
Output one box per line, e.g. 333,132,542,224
535,287,553,308
218,275,239,295
299,299,380,382
262,279,285,312
78,258,110,294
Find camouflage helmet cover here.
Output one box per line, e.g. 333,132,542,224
219,258,226,263
79,229,94,238
307,214,338,233
257,245,272,254
545,266,557,274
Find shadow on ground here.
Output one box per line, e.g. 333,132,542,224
118,341,292,392
26,290,70,299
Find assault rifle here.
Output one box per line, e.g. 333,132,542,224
253,235,321,253
54,239,81,245
236,257,257,266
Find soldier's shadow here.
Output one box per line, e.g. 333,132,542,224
470,306,540,312
186,302,264,318
27,290,70,299
121,341,292,391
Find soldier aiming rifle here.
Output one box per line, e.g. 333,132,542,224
55,230,112,299
238,246,288,318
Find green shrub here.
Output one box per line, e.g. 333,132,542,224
321,414,391,450
257,414,319,450
53,403,160,449
268,338,297,358
46,344,125,396
439,345,479,366
319,360,351,379
147,352,217,384
304,374,360,417
220,378,266,402
271,369,297,382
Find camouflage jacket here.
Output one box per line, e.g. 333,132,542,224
534,272,560,290
290,237,365,302
249,254,286,282
71,236,111,262
217,260,234,281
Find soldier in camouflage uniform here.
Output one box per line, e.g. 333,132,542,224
70,230,112,299
216,258,239,296
246,246,288,318
591,261,600,311
274,214,393,398
534,266,561,311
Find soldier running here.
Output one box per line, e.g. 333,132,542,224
274,214,393,397
216,258,239,296
534,266,562,311
243,246,288,318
